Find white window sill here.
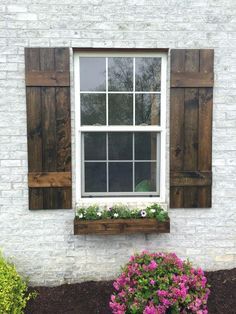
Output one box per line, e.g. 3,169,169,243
76,197,168,211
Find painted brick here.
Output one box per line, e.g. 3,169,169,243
0,0,235,287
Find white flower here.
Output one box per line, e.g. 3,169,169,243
97,212,102,217
78,213,83,219
114,213,119,218
151,209,156,213
140,210,147,217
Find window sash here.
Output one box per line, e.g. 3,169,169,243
81,131,161,196
74,51,167,203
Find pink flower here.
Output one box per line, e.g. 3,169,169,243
157,290,168,298
150,279,155,285
148,260,158,270
197,268,204,276
157,305,166,314
144,305,158,314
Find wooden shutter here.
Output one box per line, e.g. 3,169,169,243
170,49,214,208
25,48,72,209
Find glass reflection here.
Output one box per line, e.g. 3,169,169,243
135,58,161,91
85,162,106,192
135,94,160,125
108,57,133,91
135,162,156,192
109,162,133,192
84,133,106,160
135,133,157,160
108,133,132,160
81,94,106,125
80,57,106,91
109,94,133,125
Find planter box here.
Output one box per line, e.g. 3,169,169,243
74,218,170,235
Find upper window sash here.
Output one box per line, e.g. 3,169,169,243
76,52,167,130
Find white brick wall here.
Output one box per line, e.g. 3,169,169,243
0,0,236,286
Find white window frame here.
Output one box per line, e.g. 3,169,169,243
74,51,167,204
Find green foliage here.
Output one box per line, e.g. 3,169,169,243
0,252,36,314
75,203,169,222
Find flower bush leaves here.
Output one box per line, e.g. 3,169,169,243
75,203,169,222
110,251,210,314
0,252,36,314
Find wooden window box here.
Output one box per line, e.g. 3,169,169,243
74,218,170,235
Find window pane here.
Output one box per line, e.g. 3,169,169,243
85,162,106,192
135,94,160,125
108,133,132,160
109,94,133,125
135,133,157,160
109,162,133,192
80,57,106,91
108,57,133,91
84,133,106,160
135,162,156,192
135,57,161,91
81,94,106,125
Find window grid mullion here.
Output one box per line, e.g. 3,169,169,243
133,57,135,126
106,132,109,193
84,160,158,162
106,57,108,126
132,133,135,192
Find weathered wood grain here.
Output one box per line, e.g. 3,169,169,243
170,49,214,208
171,72,214,87
25,48,72,210
28,172,72,188
26,71,70,87
170,171,212,186
74,218,170,235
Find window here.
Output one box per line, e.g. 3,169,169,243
74,52,167,201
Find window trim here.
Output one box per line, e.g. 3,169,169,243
74,51,167,204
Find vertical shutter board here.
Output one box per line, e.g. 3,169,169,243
41,87,57,172
29,188,44,210
170,187,184,208
198,186,211,208
40,48,55,71
170,49,186,208
41,86,58,210
25,48,40,72
26,87,42,172
56,87,71,172
170,89,185,208
198,88,213,170
170,89,185,171
52,86,72,210
55,48,70,72
198,51,213,208
200,50,214,73
184,50,199,205
183,88,199,208
170,49,213,209
25,47,71,210
171,49,185,72
184,50,199,72
183,88,199,170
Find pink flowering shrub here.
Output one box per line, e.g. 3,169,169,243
110,251,210,314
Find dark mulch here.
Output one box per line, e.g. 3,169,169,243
25,268,236,314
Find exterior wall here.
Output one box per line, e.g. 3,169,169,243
0,0,236,286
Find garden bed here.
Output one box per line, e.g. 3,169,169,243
25,268,236,314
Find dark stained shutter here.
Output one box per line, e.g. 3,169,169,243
170,49,214,208
25,48,72,209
